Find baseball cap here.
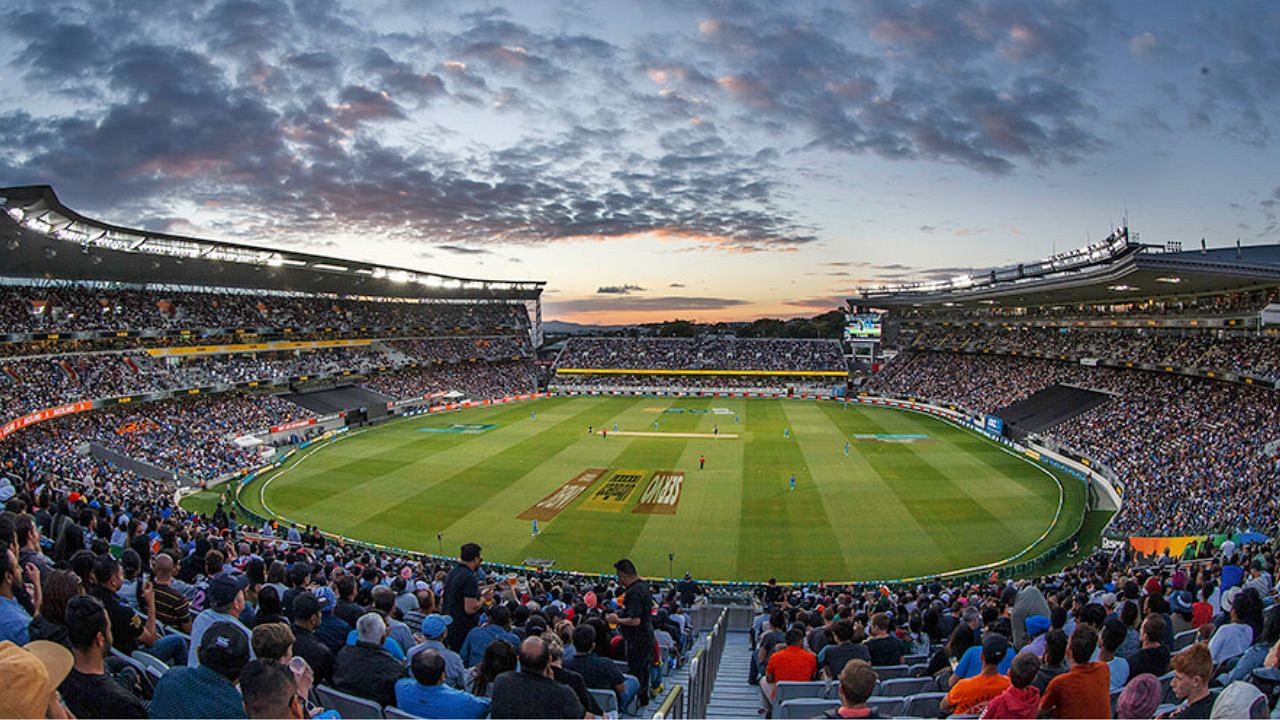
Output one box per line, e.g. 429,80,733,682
1222,586,1243,613
199,621,250,677
0,641,73,718
207,575,244,609
421,614,453,639
981,633,1010,664
312,586,337,613
1170,590,1193,615
1025,614,1051,637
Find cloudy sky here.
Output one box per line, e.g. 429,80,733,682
1,0,1278,323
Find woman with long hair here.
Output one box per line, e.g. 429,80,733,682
468,639,517,698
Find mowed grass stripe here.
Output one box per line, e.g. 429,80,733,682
736,399,843,581
851,407,1025,567
341,399,636,542
507,397,711,571
630,398,745,580
264,400,548,519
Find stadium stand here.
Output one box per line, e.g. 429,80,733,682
992,383,1112,440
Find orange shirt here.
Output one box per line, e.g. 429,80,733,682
766,645,818,694
946,672,1011,715
1040,662,1111,719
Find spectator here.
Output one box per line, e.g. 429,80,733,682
333,612,405,708
489,636,583,719
405,614,466,690
543,630,601,717
1100,619,1131,692
605,557,655,707
250,622,295,663
460,603,519,668
395,647,491,719
89,555,185,665
761,626,818,704
60,594,146,719
1038,625,1111,719
1127,614,1171,679
820,658,879,719
150,620,251,719
1,546,36,644
566,623,638,708
863,613,905,666
1116,673,1162,720
289,592,334,685
1208,681,1266,720
942,634,1012,716
150,554,191,634
441,543,489,653
310,586,351,657
27,569,80,648
818,619,871,680
239,658,301,720
980,651,1041,720
188,575,252,668
0,639,74,719
1160,643,1216,719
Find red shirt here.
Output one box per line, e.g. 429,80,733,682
766,645,818,695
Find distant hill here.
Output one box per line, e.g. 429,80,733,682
542,319,633,334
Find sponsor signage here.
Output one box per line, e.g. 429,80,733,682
518,469,606,521
0,400,94,440
634,471,684,514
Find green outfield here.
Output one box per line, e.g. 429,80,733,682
213,396,1088,583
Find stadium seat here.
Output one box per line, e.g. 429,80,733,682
903,653,929,665
777,698,839,719
865,697,904,716
589,688,619,717
383,707,418,719
879,676,937,697
773,681,829,704
1173,629,1199,651
1158,671,1176,704
902,691,946,718
131,650,170,677
1156,703,1180,717
1111,687,1122,715
315,684,384,719
872,664,911,680
908,662,931,677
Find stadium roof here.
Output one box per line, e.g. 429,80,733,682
853,229,1280,307
0,185,544,301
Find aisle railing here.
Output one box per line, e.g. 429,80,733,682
684,608,728,719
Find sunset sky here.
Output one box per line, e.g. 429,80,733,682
1,1,1278,323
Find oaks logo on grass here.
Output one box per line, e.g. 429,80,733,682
581,469,646,512
633,471,684,515
518,469,605,521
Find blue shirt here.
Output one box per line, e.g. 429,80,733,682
459,624,520,667
0,594,32,645
405,639,466,689
394,679,491,719
954,644,1014,679
346,630,407,661
149,665,246,719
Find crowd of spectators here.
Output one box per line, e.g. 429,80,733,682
0,466,706,719
908,325,1280,380
553,337,846,373
1,286,530,336
4,450,1280,719
868,350,1280,536
360,362,536,402
552,373,841,394
893,289,1277,323
2,339,535,419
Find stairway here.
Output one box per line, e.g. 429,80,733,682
705,631,759,719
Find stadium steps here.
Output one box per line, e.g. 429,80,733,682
373,340,413,365
641,637,699,717
704,631,761,719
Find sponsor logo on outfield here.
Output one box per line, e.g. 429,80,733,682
581,469,645,512
852,433,931,443
711,407,733,415
633,471,684,515
518,469,606,521
417,423,497,434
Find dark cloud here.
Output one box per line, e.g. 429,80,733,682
669,282,686,287
783,295,849,308
437,245,491,255
361,48,447,102
597,284,647,294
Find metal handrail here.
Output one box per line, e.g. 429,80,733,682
685,608,728,718
652,684,685,719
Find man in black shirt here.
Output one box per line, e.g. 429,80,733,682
442,543,492,652
291,593,334,685
491,636,583,719
1127,614,1172,679
676,573,699,607
606,558,654,707
863,612,905,666
59,595,147,719
565,623,638,708
818,619,871,679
